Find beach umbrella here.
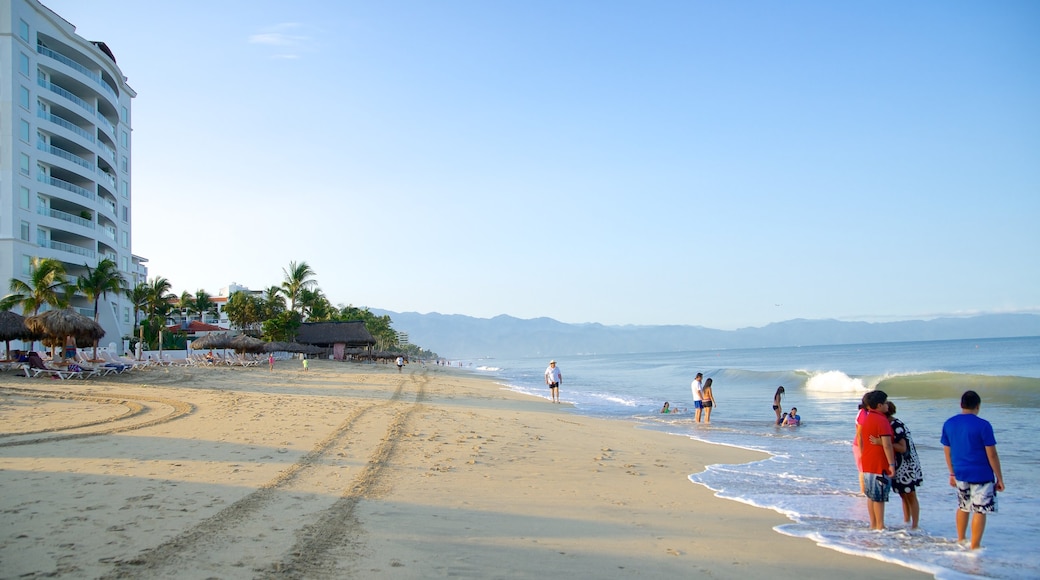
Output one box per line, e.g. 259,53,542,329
230,334,265,353
25,308,105,359
0,310,37,360
190,333,231,350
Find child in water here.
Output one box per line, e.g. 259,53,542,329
780,407,801,426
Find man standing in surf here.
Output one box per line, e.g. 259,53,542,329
941,390,1005,550
691,373,704,422
859,390,897,530
544,360,562,403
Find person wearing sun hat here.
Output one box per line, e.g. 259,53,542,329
544,359,562,403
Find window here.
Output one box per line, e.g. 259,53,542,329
121,256,129,271
121,156,128,172
19,86,30,109
37,228,47,247
19,119,31,142
19,154,31,175
18,52,29,76
121,106,128,123
20,221,30,242
124,307,131,324
120,230,128,248
120,130,128,147
121,181,128,198
18,20,30,42
22,256,32,276
121,205,129,222
19,187,31,210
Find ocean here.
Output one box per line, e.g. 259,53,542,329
466,336,1040,580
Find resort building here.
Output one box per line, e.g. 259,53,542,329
1,0,141,351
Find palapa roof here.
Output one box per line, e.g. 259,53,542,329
296,321,375,347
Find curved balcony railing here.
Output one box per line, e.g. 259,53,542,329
40,175,97,202
37,109,95,144
39,77,91,114
37,44,118,100
38,206,96,230
37,44,118,99
37,141,92,170
97,141,115,162
48,239,96,259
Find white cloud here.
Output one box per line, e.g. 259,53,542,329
248,23,311,57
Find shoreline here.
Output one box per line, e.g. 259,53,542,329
0,361,930,578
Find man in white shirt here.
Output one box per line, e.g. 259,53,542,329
691,372,704,422
544,360,562,403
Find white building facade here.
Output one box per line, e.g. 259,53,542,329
1,0,141,350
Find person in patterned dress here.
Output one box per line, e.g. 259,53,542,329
887,402,924,529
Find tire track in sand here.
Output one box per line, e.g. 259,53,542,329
0,386,194,448
101,368,428,579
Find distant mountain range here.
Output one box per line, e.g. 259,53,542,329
371,310,1040,359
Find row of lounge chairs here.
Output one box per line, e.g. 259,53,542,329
20,350,153,380
185,352,265,367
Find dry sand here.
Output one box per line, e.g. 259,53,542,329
0,360,930,579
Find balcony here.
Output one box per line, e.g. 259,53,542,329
38,109,95,144
37,43,118,100
38,206,96,230
39,175,97,202
38,77,92,116
47,240,96,260
37,141,92,170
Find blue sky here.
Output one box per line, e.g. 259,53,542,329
41,0,1039,329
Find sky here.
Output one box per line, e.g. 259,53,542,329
39,0,1039,330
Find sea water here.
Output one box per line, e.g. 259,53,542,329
470,336,1040,579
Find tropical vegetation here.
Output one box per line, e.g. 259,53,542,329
2,257,437,360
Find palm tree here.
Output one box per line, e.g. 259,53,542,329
145,277,173,358
1,257,72,351
126,282,151,357
77,258,126,359
1,257,72,315
191,289,215,324
280,261,316,314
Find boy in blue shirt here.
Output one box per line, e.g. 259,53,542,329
941,390,1005,550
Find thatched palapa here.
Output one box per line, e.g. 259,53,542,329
0,310,37,359
296,321,375,360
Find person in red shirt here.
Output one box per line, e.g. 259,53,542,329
859,390,897,530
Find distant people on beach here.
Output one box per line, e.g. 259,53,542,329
691,372,704,422
941,390,1004,549
701,378,717,423
858,390,896,530
780,407,800,426
544,359,562,403
885,402,923,529
396,356,404,373
773,386,785,423
268,353,275,371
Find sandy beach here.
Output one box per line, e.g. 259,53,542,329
0,361,930,579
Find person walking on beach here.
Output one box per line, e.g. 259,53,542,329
773,386,785,423
691,372,704,422
545,360,562,403
886,402,923,529
858,390,896,530
268,353,275,371
396,356,404,373
941,390,1005,549
701,378,717,423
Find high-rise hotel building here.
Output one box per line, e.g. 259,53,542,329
2,0,144,351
